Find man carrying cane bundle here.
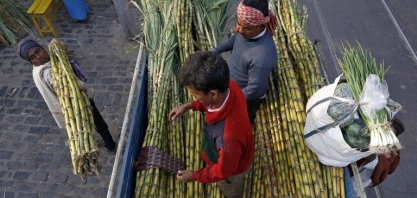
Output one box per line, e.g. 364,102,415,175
17,39,117,152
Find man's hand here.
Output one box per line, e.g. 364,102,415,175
169,103,192,121
176,170,194,182
79,84,87,93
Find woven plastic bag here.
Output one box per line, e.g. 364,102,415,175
304,75,371,167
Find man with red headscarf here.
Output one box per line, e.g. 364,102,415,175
212,0,278,125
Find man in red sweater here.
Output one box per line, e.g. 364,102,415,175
169,51,254,197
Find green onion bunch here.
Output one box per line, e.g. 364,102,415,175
338,43,402,154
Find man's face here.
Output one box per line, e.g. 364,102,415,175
236,18,265,40
187,84,216,105
28,46,50,66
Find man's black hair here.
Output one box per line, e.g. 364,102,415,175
179,51,229,94
242,0,269,17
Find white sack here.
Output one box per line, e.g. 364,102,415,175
304,75,371,167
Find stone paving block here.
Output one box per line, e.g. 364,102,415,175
5,115,23,124
56,183,75,195
43,144,67,155
0,180,15,189
69,185,93,196
100,77,118,85
17,192,39,198
22,79,33,86
67,174,86,185
39,163,60,172
47,172,68,183
28,126,48,135
39,193,61,198
3,99,15,108
20,141,43,151
34,101,49,110
108,84,124,91
14,150,35,162
86,177,101,185
58,163,73,174
24,117,43,126
7,161,21,171
35,183,58,193
0,86,8,95
2,192,14,198
112,92,123,104
31,171,49,182
50,154,71,165
92,187,108,198
34,91,44,100
34,153,54,163
21,161,38,171
46,128,63,135
14,125,30,132
13,171,30,180
100,93,114,106
104,106,121,114
6,108,23,115
0,150,13,159
40,116,59,127
23,109,42,117
0,124,12,134
0,170,12,179
23,134,42,142
3,133,22,141
17,87,28,98
15,181,37,193
17,100,36,107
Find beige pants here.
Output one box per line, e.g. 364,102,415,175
217,170,248,198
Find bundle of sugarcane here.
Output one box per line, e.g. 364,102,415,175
133,0,183,197
132,0,349,197
132,0,230,197
48,39,102,180
338,43,402,154
240,0,345,197
272,0,346,197
193,0,231,51
271,0,324,100
0,0,32,45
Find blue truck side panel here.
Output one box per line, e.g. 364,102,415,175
116,56,148,198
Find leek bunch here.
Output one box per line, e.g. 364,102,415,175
338,43,402,154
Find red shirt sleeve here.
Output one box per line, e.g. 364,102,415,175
191,100,207,112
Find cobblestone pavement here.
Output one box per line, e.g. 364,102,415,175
0,1,141,197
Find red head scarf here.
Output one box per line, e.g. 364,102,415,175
236,1,277,36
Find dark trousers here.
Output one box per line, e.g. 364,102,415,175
89,98,116,151
246,98,265,125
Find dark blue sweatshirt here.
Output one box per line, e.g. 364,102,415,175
213,32,278,100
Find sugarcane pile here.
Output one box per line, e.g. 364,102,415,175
48,39,102,180
0,0,32,45
132,0,346,197
253,0,344,197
